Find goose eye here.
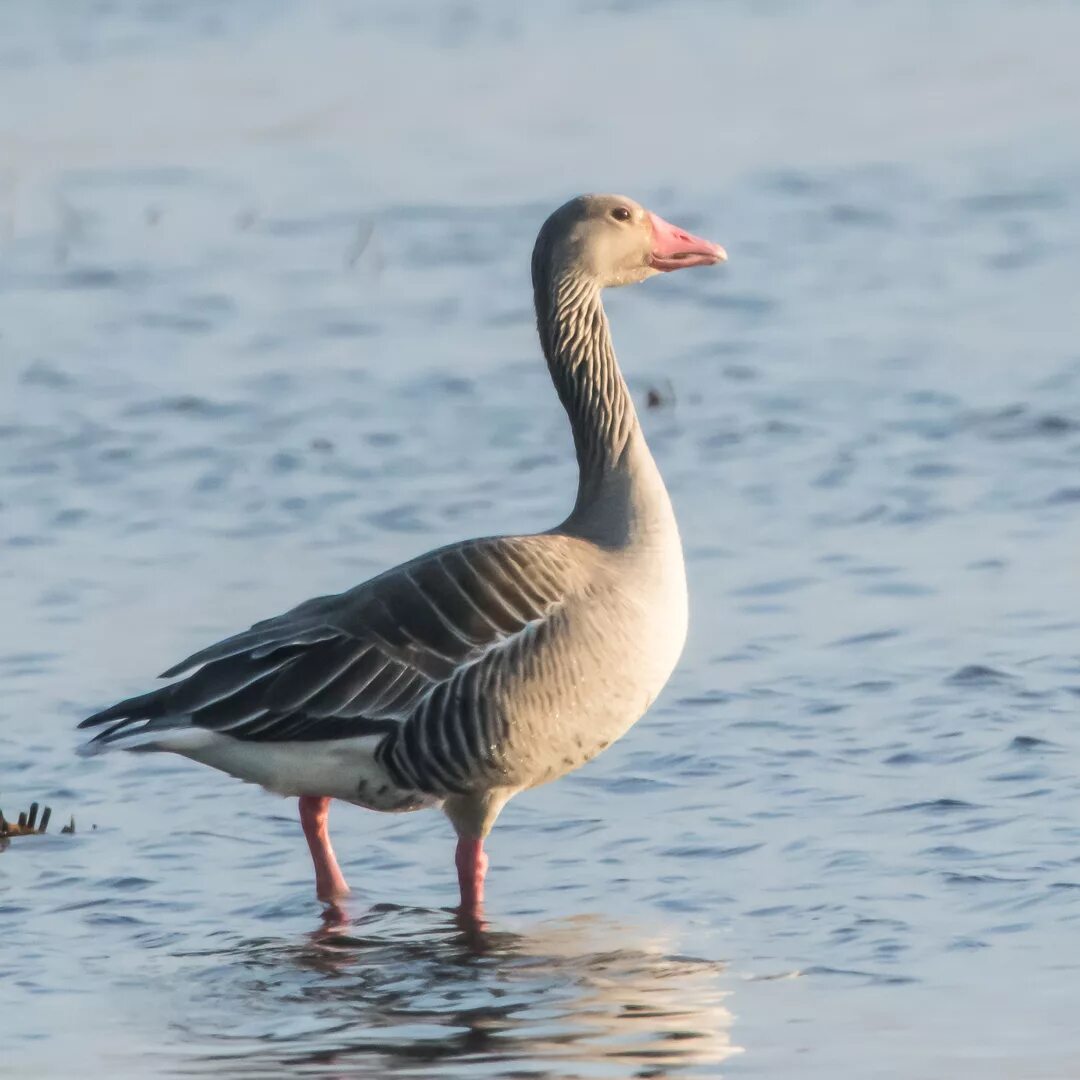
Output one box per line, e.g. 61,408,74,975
610,207,631,222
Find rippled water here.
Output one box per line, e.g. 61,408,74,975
3,3,1080,1077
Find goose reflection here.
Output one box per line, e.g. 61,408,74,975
176,906,742,1078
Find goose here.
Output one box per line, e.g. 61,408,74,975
79,194,726,919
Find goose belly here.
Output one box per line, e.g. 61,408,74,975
494,572,688,788
379,545,689,798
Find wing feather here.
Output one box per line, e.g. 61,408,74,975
80,535,596,756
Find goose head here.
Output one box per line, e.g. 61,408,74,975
534,193,726,289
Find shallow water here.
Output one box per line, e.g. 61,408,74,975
3,2,1080,1077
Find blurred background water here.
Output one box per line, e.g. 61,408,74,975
2,2,1079,1077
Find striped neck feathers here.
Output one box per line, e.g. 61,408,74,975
533,268,640,495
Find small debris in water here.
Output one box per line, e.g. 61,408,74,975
645,380,676,409
0,803,81,839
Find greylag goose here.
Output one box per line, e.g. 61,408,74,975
80,194,726,919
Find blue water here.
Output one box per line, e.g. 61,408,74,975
2,3,1079,1077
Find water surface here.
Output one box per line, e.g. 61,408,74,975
2,3,1080,1077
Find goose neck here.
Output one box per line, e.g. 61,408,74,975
535,270,675,544
537,272,639,488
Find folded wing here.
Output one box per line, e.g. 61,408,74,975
80,535,590,751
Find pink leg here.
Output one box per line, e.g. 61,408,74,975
299,796,350,901
455,836,489,921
